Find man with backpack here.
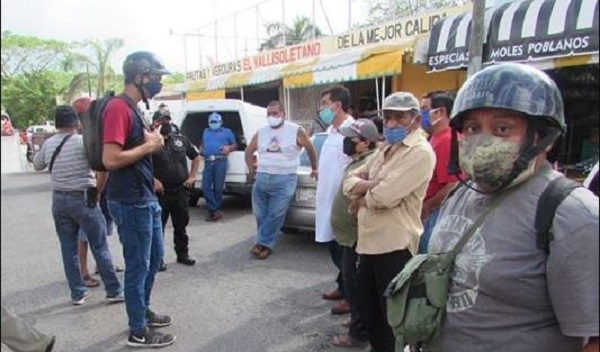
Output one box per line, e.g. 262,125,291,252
33,106,124,307
100,51,176,348
423,63,598,351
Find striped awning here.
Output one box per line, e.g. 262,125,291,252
282,43,409,88
427,0,599,72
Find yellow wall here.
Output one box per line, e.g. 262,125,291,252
393,60,467,99
186,90,225,102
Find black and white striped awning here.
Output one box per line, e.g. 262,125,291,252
427,0,599,72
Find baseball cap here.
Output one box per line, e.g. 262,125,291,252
152,110,171,121
209,112,222,123
381,92,420,112
339,118,380,143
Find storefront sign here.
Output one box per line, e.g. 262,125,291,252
332,5,471,51
486,36,596,63
186,41,321,81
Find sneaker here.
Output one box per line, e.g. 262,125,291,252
176,256,196,266
72,290,91,306
127,327,177,348
146,309,173,328
106,293,125,303
158,261,167,272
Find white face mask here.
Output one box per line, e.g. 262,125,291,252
268,116,283,127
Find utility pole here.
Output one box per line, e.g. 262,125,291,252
467,0,486,77
348,0,352,30
282,0,286,47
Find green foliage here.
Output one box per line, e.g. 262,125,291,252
260,16,323,51
162,72,185,86
1,32,125,128
364,0,468,25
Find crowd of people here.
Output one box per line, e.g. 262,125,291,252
2,51,598,352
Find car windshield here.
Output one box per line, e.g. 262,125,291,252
300,133,327,167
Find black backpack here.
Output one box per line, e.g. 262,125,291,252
81,91,116,171
81,91,143,171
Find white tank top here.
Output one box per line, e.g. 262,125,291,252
257,122,302,174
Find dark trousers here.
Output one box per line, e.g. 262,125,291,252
357,249,412,352
158,187,190,258
342,244,368,342
328,240,345,297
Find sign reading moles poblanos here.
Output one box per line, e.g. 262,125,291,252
427,0,599,71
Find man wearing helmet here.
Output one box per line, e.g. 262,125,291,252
101,51,177,348
428,63,598,352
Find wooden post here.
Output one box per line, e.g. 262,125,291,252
467,0,486,77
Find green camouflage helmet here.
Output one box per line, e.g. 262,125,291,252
450,63,566,133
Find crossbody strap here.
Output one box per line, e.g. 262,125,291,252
49,134,74,173
450,185,519,257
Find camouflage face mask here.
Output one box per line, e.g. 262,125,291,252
459,134,525,190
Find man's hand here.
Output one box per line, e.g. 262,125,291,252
144,125,164,153
183,175,196,188
358,171,369,180
247,170,255,184
352,179,379,196
154,178,164,195
221,145,231,155
347,198,360,216
310,169,318,181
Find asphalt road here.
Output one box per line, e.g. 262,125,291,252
0,171,365,352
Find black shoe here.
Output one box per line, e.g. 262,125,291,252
177,256,196,266
45,336,56,352
127,327,177,348
158,262,167,272
205,212,215,222
146,309,173,328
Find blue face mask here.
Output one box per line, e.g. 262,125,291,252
209,121,221,130
383,126,408,144
319,107,335,125
143,79,163,98
421,110,431,130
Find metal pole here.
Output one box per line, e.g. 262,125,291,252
348,0,352,30
282,0,286,47
382,75,386,102
234,13,238,59
312,0,316,39
256,5,260,50
375,77,381,112
198,33,203,69
467,0,486,77
240,86,245,101
214,21,219,62
183,35,188,79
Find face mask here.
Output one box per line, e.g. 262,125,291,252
160,122,172,136
319,107,335,125
421,109,441,131
268,116,283,127
143,79,163,98
209,121,221,130
459,134,536,191
383,118,415,144
343,137,357,156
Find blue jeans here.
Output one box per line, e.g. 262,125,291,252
418,208,440,254
252,173,298,250
51,191,122,301
202,159,228,214
108,200,164,334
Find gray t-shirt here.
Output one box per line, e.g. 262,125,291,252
429,164,599,352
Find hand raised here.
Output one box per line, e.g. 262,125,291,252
145,125,164,152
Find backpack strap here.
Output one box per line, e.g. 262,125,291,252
535,177,581,254
49,134,74,173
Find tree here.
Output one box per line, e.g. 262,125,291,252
364,0,468,25
260,16,323,51
1,32,75,127
62,38,124,100
162,72,185,86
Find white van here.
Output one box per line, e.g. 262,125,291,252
178,99,266,205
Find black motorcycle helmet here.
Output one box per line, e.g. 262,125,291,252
123,51,170,109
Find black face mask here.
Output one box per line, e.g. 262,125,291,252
160,122,172,136
343,137,358,157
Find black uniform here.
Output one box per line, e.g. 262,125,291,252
152,133,199,260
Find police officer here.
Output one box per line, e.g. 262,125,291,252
152,118,201,270
152,109,180,134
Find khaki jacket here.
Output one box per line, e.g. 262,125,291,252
343,130,435,255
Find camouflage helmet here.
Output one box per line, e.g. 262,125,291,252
451,63,565,133
122,51,170,81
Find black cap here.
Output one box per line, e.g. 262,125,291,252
152,110,171,121
54,105,79,128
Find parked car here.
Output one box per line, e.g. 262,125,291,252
282,132,327,233
179,99,266,206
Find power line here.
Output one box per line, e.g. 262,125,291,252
318,0,334,35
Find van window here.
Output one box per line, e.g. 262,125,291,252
180,111,247,150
